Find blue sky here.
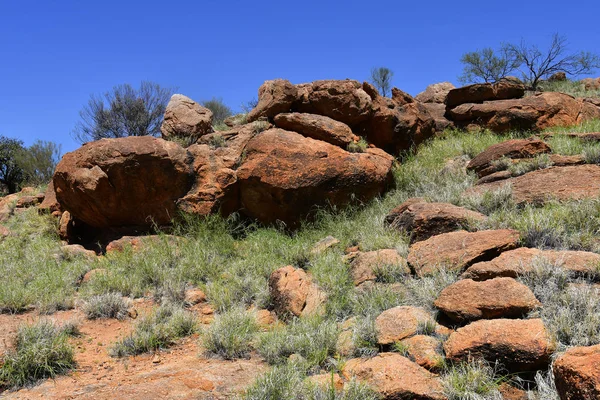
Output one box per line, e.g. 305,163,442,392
1,0,599,153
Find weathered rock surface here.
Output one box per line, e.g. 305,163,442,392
445,80,525,109
385,200,486,243
349,249,409,285
407,229,520,276
273,112,356,148
554,344,600,400
105,235,185,254
268,266,325,318
391,87,416,105
399,335,444,371
247,79,299,122
38,181,62,216
310,236,340,255
15,193,45,208
461,247,600,281
161,94,213,141
342,353,446,400
416,82,455,104
447,92,600,133
423,103,454,131
434,277,540,322
375,306,435,345
467,139,552,177
53,137,193,230
444,318,555,372
582,77,600,91
471,165,600,205
236,129,393,226
0,187,36,222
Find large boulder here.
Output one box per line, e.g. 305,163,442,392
268,266,325,318
391,87,416,105
342,353,446,400
53,136,193,229
461,247,600,281
273,112,356,148
416,82,455,104
375,306,437,345
407,229,520,276
360,94,436,155
422,103,454,132
247,79,299,122
443,318,555,372
470,164,600,205
160,94,213,141
445,80,525,109
295,80,373,127
446,92,600,133
554,344,600,400
582,77,600,91
349,249,409,286
236,129,394,227
385,200,487,243
433,277,540,322
398,335,444,371
38,181,62,216
467,139,552,178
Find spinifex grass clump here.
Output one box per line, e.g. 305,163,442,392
0,321,76,388
201,307,259,359
110,304,197,357
82,292,131,320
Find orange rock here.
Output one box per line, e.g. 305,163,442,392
349,249,409,286
273,113,356,148
268,266,325,318
399,335,444,371
434,277,540,322
554,344,600,400
444,318,555,372
160,94,213,141
306,373,344,391
445,80,525,108
375,306,435,345
247,79,299,122
407,229,520,276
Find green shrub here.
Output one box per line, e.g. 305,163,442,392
347,138,369,153
201,308,258,359
82,293,131,320
442,360,503,400
0,321,75,388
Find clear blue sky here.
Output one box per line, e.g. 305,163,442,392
1,0,599,153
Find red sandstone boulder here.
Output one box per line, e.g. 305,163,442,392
160,94,213,141
467,139,552,178
391,87,416,105
422,103,454,132
236,129,393,227
433,277,540,322
38,181,62,216
416,82,456,104
398,335,444,371
462,247,600,281
342,353,446,400
375,306,437,345
445,80,525,109
385,200,486,243
273,112,356,148
444,318,555,372
268,266,325,318
447,92,600,133
582,77,600,91
53,137,193,230
554,344,600,399
407,229,520,276
247,79,299,122
349,249,409,285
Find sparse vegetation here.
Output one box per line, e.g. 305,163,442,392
201,307,259,359
347,138,369,153
0,321,76,388
369,67,394,97
82,292,131,320
442,360,504,400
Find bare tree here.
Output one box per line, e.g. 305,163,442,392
505,33,600,90
73,81,174,143
370,67,394,97
459,47,520,84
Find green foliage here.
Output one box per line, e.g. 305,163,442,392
202,97,233,125
82,293,131,320
110,304,197,357
73,81,174,143
346,138,369,153
369,66,394,97
16,140,62,186
442,360,504,400
201,307,259,359
0,135,25,193
459,47,519,84
0,321,75,388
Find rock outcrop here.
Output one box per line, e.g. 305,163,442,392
273,112,356,148
416,82,455,104
467,139,552,178
445,80,525,109
554,344,600,400
161,94,213,141
375,306,436,345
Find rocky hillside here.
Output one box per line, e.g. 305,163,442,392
2,79,600,399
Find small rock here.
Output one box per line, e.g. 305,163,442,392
310,236,340,255
269,266,326,318
161,94,213,141
398,335,444,371
184,288,207,305
554,344,600,400
349,249,409,286
81,268,108,284
306,373,344,392
375,306,436,345
61,244,97,260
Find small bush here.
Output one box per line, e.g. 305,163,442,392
82,293,131,320
583,146,600,164
207,133,226,148
201,307,258,359
0,321,75,388
110,305,197,357
347,138,369,153
442,360,503,400
507,154,553,176
461,184,514,215
527,370,560,399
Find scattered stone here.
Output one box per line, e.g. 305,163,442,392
236,129,393,227
416,82,455,104
255,309,278,329
38,181,62,216
81,268,108,284
553,344,600,400
15,193,45,208
160,94,213,141
385,200,486,243
336,317,356,357
0,225,9,239
310,236,340,255
582,77,600,91
475,170,513,185
350,249,409,286
185,288,207,305
548,154,585,166
375,306,436,345
273,112,356,148
342,353,446,400
434,277,540,322
461,247,600,281
247,79,299,122
60,244,97,260
306,373,344,392
398,335,444,371
53,136,193,230
471,165,600,205
498,383,528,400
445,80,525,109
268,266,325,318
0,187,36,222
105,235,185,253
443,318,555,372
407,229,520,276
467,139,552,178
